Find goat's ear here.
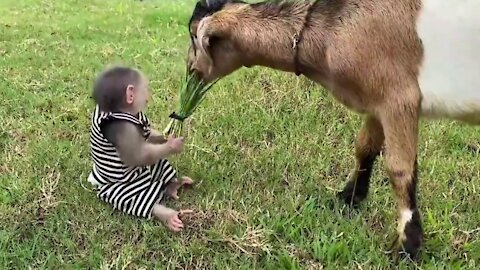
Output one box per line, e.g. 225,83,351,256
196,16,217,65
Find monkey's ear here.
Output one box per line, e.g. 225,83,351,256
125,85,135,105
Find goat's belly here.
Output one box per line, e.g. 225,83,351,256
417,0,480,124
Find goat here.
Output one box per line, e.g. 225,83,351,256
185,0,480,260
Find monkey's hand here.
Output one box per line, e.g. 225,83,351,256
166,135,184,154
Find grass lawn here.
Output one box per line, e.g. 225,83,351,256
0,0,479,269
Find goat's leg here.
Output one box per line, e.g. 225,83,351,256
381,104,423,260
338,116,384,207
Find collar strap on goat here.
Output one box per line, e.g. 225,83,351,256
293,0,319,76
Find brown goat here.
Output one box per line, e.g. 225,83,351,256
186,0,480,260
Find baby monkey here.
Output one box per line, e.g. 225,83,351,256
87,65,193,231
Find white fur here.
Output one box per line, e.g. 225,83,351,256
398,208,413,240
417,0,480,124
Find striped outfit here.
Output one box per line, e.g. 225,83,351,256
87,105,177,219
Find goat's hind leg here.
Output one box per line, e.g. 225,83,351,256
381,98,423,260
338,115,384,207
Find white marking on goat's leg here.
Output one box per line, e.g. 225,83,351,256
398,208,413,241
417,0,480,124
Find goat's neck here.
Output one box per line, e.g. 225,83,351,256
230,3,326,74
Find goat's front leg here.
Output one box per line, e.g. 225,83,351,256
338,115,384,207
381,102,423,260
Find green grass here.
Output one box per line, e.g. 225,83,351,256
0,0,479,269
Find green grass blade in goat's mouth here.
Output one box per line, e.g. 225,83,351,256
163,72,219,137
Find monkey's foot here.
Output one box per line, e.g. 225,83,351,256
166,176,194,200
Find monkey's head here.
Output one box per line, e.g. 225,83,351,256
92,66,150,114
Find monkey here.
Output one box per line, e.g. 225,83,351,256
87,65,193,232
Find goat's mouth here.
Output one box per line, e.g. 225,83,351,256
190,64,221,84
188,67,206,82
187,59,205,82
189,67,216,85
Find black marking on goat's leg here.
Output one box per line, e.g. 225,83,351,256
338,116,384,208
338,152,378,207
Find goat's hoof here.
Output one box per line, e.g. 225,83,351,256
388,226,423,261
337,180,368,207
388,239,422,262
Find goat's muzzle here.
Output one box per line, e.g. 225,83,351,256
188,66,206,83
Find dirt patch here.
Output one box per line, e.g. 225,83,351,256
286,244,324,270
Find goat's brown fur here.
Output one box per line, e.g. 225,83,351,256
186,0,478,260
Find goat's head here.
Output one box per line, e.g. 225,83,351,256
187,0,247,83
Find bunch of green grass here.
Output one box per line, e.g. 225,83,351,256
163,70,218,136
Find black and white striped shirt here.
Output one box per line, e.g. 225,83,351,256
88,105,176,218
